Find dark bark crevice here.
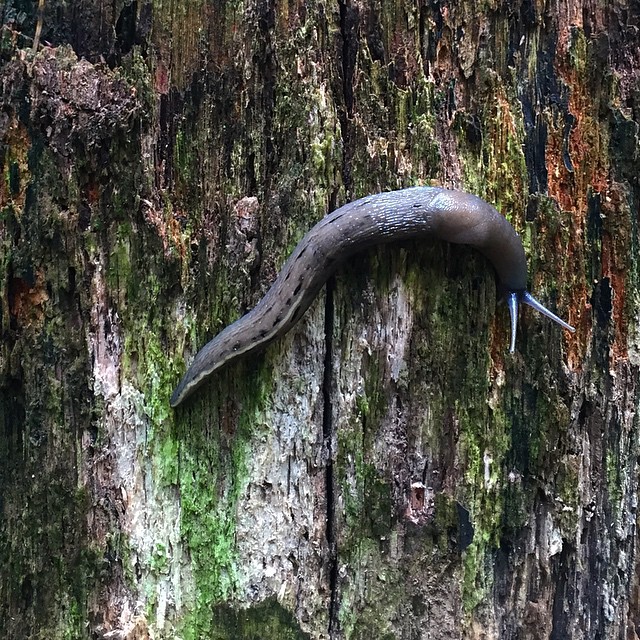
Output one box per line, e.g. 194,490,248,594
322,276,339,636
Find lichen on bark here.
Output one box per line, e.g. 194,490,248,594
2,1,640,639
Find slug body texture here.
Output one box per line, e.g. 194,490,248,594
171,187,573,407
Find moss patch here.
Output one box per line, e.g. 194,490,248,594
207,598,310,640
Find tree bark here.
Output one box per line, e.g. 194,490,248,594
1,1,639,638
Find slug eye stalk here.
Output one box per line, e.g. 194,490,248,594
507,291,576,353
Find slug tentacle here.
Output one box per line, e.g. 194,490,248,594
170,187,574,407
507,290,576,354
507,292,519,354
521,290,575,333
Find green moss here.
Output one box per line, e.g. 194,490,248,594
336,358,393,542
150,543,170,574
118,48,156,120
0,134,106,635
337,538,402,639
105,231,132,301
605,450,623,518
360,360,386,434
432,493,465,549
453,78,528,226
141,328,177,425
337,424,366,532
553,461,580,533
177,363,274,636
336,455,393,547
206,598,310,640
408,78,440,180
60,599,84,640
310,123,338,187
568,27,588,75
462,541,490,613
109,234,265,630
155,435,180,486
500,480,529,538
179,464,240,603
362,465,394,539
447,384,511,615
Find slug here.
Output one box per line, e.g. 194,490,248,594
171,187,574,407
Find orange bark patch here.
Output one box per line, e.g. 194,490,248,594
548,26,609,216
543,26,613,366
0,118,31,214
141,199,187,260
601,184,630,361
9,270,49,329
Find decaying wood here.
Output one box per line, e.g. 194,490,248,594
1,1,639,638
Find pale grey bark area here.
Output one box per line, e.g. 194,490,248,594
1,1,639,639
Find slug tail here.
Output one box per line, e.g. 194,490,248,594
522,291,575,333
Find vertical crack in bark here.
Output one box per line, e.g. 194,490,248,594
338,0,357,117
337,0,359,194
327,5,358,631
322,276,339,636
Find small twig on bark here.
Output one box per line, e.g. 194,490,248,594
32,0,45,53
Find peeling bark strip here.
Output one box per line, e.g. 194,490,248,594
1,1,640,639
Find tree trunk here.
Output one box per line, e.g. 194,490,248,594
1,1,639,638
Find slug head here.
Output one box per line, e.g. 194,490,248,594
507,290,575,353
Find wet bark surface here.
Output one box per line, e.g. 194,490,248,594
1,1,639,638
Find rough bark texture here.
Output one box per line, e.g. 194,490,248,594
1,1,639,639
